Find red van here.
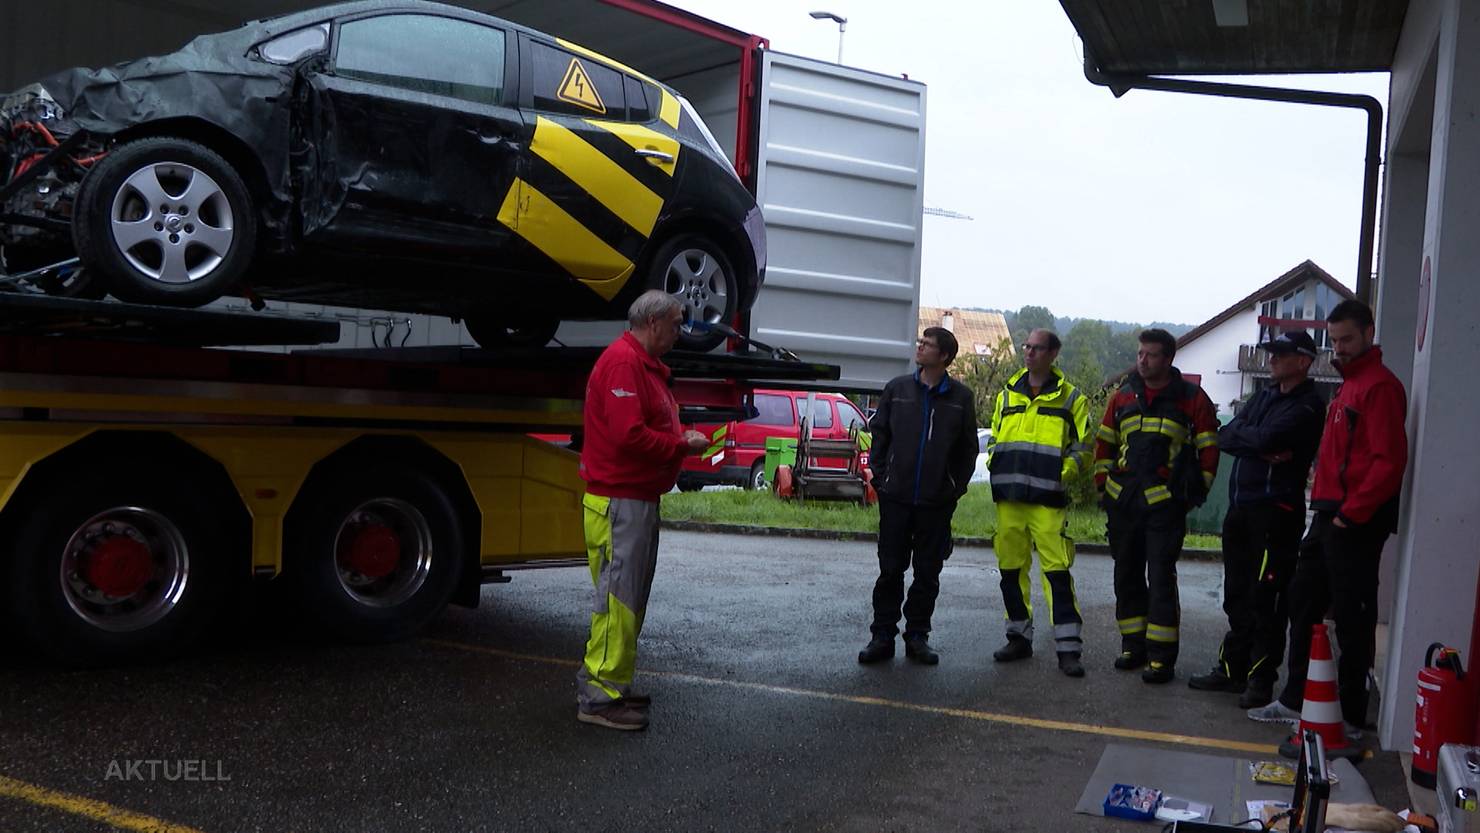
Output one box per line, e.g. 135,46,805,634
677,389,869,491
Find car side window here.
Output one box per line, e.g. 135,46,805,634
259,23,329,65
748,394,794,427
528,40,626,118
624,76,654,122
334,14,505,106
810,398,834,429
838,400,868,432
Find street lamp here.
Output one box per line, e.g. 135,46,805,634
809,10,847,64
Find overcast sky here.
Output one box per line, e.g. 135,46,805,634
667,0,1389,327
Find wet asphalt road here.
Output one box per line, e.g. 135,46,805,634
0,531,1406,832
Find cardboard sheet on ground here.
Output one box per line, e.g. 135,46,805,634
1074,743,1374,824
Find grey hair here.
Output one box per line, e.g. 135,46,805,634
627,289,682,329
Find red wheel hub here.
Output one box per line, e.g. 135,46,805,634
80,536,154,598
339,524,401,579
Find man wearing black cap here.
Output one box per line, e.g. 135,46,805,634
1189,330,1324,708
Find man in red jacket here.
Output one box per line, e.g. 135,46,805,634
1248,300,1407,739
575,290,709,731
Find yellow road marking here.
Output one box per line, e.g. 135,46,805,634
0,774,206,832
424,639,1278,755
531,116,662,236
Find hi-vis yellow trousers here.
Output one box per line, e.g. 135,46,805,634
577,493,660,708
994,501,1083,654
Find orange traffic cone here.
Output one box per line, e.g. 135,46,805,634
1280,623,1362,760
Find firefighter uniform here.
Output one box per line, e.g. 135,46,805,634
1094,368,1219,677
988,367,1092,659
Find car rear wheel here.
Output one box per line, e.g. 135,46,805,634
748,460,767,491
648,233,738,352
74,137,257,306
465,312,560,349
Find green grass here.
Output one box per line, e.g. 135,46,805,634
662,483,1222,549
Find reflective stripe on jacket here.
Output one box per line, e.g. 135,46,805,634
987,366,1091,508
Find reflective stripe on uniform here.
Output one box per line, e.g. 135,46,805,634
1202,469,1216,489
1117,616,1147,635
992,472,1065,493
1147,623,1179,643
1097,424,1119,444
1145,484,1172,505
1194,430,1218,450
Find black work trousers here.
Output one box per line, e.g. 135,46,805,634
1217,503,1305,685
1107,503,1186,665
1276,512,1388,727
871,497,954,639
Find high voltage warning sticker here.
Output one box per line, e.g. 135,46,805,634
558,58,606,114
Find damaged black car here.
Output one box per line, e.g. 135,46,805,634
0,0,764,349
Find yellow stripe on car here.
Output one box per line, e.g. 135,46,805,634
587,119,680,176
659,89,680,128
531,116,663,237
499,178,634,296
555,37,660,87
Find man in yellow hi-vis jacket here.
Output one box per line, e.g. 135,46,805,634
987,329,1093,677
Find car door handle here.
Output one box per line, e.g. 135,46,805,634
634,148,674,164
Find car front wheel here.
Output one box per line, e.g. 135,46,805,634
648,233,738,352
74,137,257,306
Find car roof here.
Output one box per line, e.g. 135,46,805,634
245,0,666,89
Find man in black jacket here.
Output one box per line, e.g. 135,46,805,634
1189,330,1325,708
858,326,979,665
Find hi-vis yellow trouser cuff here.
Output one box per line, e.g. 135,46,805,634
577,493,661,708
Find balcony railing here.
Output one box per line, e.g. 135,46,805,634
1237,344,1341,379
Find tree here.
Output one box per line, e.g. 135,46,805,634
1010,305,1057,345
955,336,1018,429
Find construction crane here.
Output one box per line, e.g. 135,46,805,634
923,206,974,221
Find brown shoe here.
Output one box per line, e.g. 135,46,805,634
577,702,649,731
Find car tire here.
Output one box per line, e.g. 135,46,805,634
74,136,257,307
285,467,463,643
648,233,738,352
465,313,560,349
748,460,767,491
5,470,232,665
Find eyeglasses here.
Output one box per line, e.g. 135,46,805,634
915,339,939,350
1022,343,1053,353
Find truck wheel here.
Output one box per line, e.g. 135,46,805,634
465,312,560,349
287,469,462,642
73,137,257,306
649,233,737,352
5,473,230,665
748,460,767,491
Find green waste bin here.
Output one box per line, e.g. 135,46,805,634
763,436,798,487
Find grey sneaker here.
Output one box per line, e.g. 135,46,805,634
577,702,649,731
1246,700,1301,726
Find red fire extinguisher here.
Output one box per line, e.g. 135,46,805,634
1412,643,1467,788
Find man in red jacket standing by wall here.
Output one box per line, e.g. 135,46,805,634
1248,300,1407,739
575,290,709,731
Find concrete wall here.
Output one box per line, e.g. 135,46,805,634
1374,0,1480,752
1174,307,1258,418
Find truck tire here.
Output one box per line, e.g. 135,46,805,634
5,471,231,665
648,233,737,352
286,468,463,643
74,136,257,306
